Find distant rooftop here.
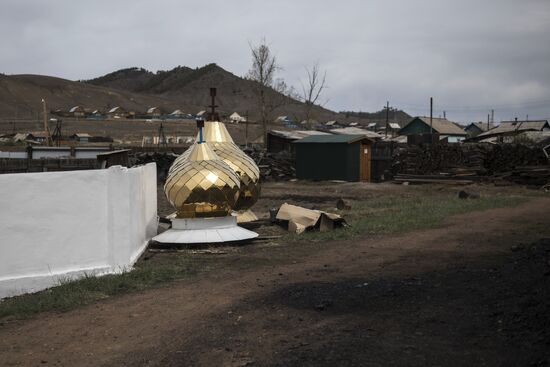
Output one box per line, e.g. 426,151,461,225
331,127,382,139
401,117,467,136
294,134,370,144
269,130,330,140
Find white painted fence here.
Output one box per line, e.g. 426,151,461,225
0,163,158,298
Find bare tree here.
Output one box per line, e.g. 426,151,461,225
248,39,287,141
300,62,327,125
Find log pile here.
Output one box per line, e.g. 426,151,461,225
492,166,550,187
244,147,295,181
133,152,177,180
391,143,549,187
131,148,297,181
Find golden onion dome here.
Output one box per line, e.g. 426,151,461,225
164,142,241,218
169,121,261,211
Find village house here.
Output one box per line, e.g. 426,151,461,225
146,107,162,117
275,116,291,123
464,122,497,137
70,133,92,143
399,117,467,143
169,109,186,118
69,106,85,118
229,112,245,123
473,119,550,141
107,106,127,119
30,131,49,143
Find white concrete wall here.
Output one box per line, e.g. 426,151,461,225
0,152,27,158
0,163,158,299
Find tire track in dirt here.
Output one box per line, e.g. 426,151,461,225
1,198,549,366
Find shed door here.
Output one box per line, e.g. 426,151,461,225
359,143,371,182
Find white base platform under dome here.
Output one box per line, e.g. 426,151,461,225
152,216,258,244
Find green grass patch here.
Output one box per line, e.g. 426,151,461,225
287,195,527,242
0,193,528,320
0,254,213,320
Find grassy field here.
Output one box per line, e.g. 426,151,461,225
288,195,526,242
0,193,528,320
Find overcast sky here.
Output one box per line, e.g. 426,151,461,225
1,0,549,122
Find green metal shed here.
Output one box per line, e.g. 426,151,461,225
292,134,373,182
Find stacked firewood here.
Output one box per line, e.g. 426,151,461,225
244,147,296,181
391,143,549,187
133,152,178,180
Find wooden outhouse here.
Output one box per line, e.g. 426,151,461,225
293,134,373,182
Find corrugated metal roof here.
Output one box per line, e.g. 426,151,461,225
108,106,124,113
13,133,31,141
500,119,548,125
269,130,331,140
401,117,467,136
69,106,83,113
476,120,549,138
29,131,49,138
465,122,497,132
293,134,368,144
331,127,382,139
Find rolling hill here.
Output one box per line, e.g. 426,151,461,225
0,64,411,126
85,63,340,121
0,73,182,119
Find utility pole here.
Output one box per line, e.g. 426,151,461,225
491,109,494,124
51,119,62,147
157,122,167,151
245,110,249,147
443,110,446,119
429,97,433,134
385,101,389,138
41,98,52,146
487,114,490,130
208,87,219,121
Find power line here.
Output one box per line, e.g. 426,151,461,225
392,98,550,112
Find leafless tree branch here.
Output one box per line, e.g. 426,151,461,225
299,62,327,124
248,39,289,141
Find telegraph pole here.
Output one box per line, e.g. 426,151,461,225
245,110,249,147
430,97,433,134
41,98,52,146
491,109,494,124
208,87,219,121
385,101,389,138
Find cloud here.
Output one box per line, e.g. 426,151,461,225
1,0,549,122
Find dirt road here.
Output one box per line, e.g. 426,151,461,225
1,198,549,366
